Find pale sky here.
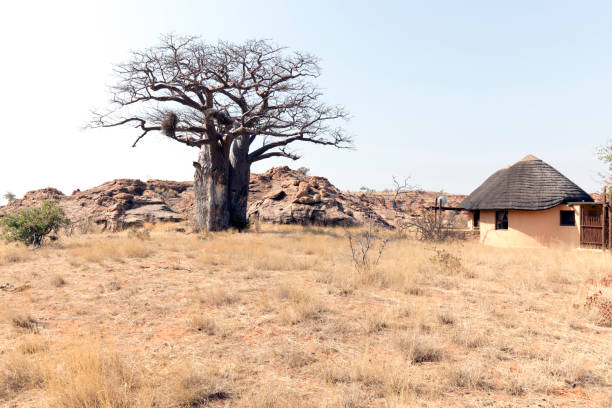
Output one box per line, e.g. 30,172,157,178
1,1,610,204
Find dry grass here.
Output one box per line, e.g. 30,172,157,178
47,346,144,408
446,362,494,390
197,286,239,306
17,337,48,355
67,236,154,262
163,363,234,407
0,224,610,407
397,333,446,363
276,282,327,324
0,244,32,265
0,352,45,400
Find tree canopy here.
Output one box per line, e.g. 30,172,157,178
93,35,351,161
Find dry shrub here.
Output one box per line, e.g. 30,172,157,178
363,311,391,334
8,311,38,332
0,244,32,265
18,337,48,355
505,375,526,396
437,310,456,326
51,274,67,287
429,247,463,274
406,286,424,296
47,347,144,408
546,353,604,387
127,227,150,240
164,363,234,407
189,315,217,335
451,323,489,349
347,225,390,273
274,345,316,369
337,386,369,408
397,333,446,363
276,283,327,324
585,290,612,327
0,352,45,400
198,286,239,306
446,362,493,390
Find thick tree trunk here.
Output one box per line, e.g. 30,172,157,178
193,144,230,231
229,134,251,229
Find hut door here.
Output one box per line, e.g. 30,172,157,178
580,208,603,248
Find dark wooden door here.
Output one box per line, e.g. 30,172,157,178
580,209,603,248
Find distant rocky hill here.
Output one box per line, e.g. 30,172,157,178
0,167,467,231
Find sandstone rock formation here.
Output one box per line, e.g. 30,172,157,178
0,167,467,231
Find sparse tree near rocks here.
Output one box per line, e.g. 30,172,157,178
402,205,458,242
92,35,351,231
391,176,415,209
0,201,71,247
597,140,612,185
3,192,16,202
296,167,310,176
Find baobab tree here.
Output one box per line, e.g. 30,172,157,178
92,35,351,231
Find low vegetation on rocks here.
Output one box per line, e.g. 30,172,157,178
0,167,468,233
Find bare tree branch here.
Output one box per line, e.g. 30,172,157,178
90,34,351,157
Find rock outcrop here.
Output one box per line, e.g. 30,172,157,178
0,167,467,230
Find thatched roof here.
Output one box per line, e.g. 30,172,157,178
459,155,593,211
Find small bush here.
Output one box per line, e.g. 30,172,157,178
10,313,38,332
347,225,389,274
430,248,462,274
296,167,310,176
446,364,493,390
51,274,67,287
0,352,45,400
397,334,445,363
198,287,239,306
165,363,234,406
437,310,456,326
3,192,16,202
585,291,612,327
0,201,70,247
127,227,150,240
190,316,217,335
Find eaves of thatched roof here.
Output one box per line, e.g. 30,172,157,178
459,155,593,211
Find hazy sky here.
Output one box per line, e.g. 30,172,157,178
1,1,610,204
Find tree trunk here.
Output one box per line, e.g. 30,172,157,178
193,144,230,231
229,134,251,229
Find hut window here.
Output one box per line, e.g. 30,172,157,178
495,210,508,230
473,210,480,229
560,210,575,226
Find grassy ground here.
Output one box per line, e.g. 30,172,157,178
0,224,610,407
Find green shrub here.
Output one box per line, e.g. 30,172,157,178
0,201,71,247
